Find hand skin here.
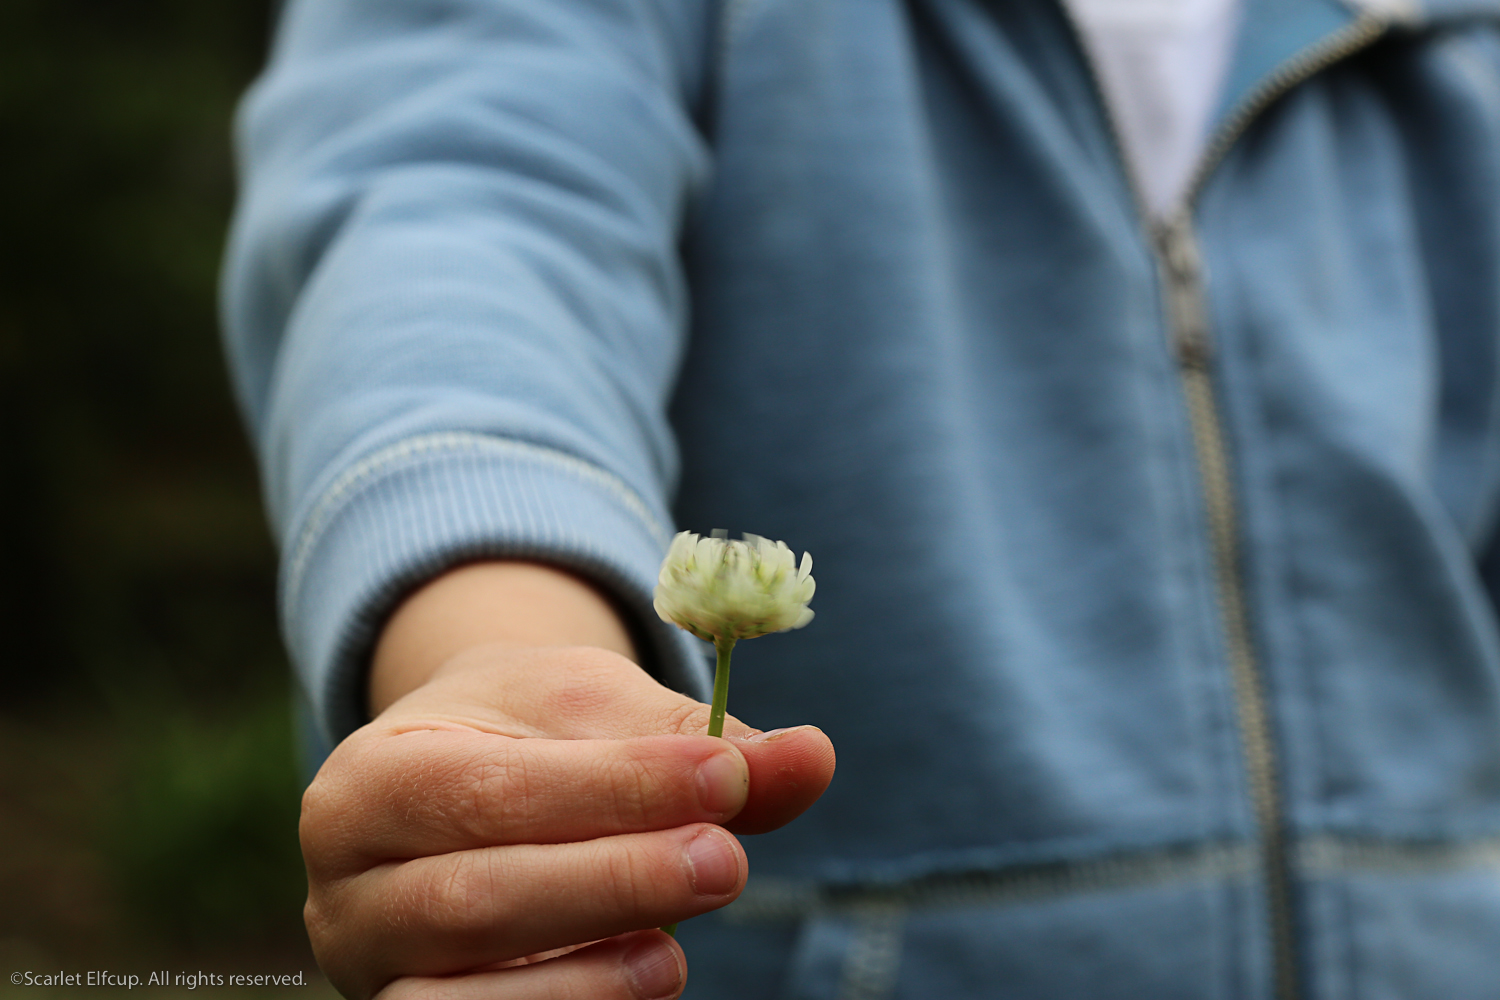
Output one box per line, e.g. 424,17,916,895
299,562,837,1000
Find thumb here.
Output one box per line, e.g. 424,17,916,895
724,726,837,835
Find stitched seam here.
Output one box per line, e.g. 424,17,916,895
729,834,1500,923
283,431,668,618
1296,835,1500,875
836,905,904,1000
725,842,1259,922
1337,0,1422,24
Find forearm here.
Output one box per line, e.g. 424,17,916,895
224,0,717,742
370,561,639,716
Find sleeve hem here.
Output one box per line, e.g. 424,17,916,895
281,431,711,743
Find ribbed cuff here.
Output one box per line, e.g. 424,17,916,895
280,431,711,742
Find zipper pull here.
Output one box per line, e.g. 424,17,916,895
1155,216,1211,370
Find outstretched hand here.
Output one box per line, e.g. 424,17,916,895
301,640,835,1000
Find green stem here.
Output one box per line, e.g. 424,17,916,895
662,637,736,939
708,637,736,738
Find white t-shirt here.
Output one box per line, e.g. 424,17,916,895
1064,0,1244,215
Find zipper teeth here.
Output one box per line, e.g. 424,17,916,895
1182,15,1389,211
1057,9,1391,1000
1168,16,1392,1000
1173,311,1302,1000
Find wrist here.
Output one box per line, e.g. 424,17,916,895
369,561,638,716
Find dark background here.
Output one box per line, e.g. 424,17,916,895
0,0,329,990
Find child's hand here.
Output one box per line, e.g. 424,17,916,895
300,564,835,1000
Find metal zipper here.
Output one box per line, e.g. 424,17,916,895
1157,213,1303,1000
1055,9,1391,1000
1163,18,1390,1000
1179,16,1392,212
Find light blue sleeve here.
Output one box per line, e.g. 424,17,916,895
221,0,717,741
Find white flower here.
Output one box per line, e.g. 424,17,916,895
653,530,815,643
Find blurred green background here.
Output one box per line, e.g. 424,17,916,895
0,0,336,993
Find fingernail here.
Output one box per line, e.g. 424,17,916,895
743,725,815,742
624,937,682,1000
695,750,747,815
684,827,741,896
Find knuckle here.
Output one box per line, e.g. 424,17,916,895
393,747,466,827
299,754,345,817
600,846,646,916
299,774,343,831
302,895,333,954
661,700,712,737
299,774,353,876
606,754,656,829
439,852,491,931
377,738,531,847
298,782,330,843
405,850,512,943
303,876,359,958
598,838,669,917
539,651,630,717
304,892,374,1000
455,744,533,840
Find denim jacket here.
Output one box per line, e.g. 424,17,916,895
224,0,1500,995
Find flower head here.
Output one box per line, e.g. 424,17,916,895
654,530,815,643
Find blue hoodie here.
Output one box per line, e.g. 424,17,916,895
223,0,1500,995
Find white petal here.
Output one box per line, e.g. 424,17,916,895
652,529,816,643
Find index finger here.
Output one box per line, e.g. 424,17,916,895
303,730,749,875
